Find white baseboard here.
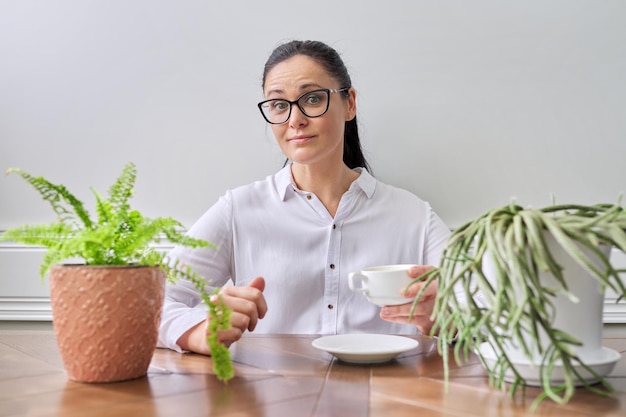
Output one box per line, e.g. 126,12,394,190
0,297,52,321
603,248,626,322
0,243,51,320
1,241,625,323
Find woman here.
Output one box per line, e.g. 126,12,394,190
157,40,451,355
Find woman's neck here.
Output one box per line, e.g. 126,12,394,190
291,162,360,217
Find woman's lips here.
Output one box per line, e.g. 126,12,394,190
288,135,314,144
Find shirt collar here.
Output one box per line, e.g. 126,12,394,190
277,165,294,200
277,163,376,201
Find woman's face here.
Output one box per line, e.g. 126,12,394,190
263,55,356,168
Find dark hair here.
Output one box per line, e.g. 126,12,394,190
262,40,371,172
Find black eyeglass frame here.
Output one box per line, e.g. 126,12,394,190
257,87,350,125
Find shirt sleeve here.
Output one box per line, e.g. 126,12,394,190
420,203,486,321
423,206,488,311
422,203,452,267
157,281,209,353
157,192,235,352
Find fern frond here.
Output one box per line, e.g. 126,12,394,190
92,188,113,226
156,217,216,250
107,162,136,218
5,168,93,229
2,162,232,382
2,223,73,249
40,248,69,281
207,292,234,381
109,212,161,263
166,260,233,381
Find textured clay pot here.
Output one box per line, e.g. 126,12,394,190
49,265,165,383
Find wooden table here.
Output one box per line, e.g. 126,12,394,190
1,331,625,416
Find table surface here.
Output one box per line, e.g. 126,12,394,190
1,331,626,417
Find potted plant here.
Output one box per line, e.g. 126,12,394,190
0,162,234,383
412,201,626,408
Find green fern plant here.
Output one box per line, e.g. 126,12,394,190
0,162,234,381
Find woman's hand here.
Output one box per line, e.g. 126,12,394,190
177,277,268,355
379,265,437,335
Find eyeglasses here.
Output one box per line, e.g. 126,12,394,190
257,88,349,124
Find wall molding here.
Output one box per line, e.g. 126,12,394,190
1,241,625,323
0,240,175,322
603,302,626,323
0,297,52,321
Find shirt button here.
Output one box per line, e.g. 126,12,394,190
330,264,335,269
306,195,312,200
332,224,336,229
328,304,334,309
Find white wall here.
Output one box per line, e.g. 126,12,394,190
2,1,625,229
1,1,626,320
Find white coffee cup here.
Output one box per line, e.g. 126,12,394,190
348,264,414,307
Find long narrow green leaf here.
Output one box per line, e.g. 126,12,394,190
425,200,626,407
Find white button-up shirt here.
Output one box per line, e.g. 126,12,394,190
157,165,451,352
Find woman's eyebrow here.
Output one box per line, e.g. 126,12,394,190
265,83,324,98
265,88,285,97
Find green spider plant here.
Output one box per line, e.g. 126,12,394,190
412,201,626,408
0,162,233,382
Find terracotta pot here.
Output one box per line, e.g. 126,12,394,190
49,265,165,383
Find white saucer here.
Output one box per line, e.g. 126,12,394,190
312,334,419,364
477,342,621,386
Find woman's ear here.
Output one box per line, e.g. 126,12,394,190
345,87,357,121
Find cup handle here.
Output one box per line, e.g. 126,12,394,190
348,272,368,294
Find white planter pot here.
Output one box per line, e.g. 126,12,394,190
479,232,619,385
